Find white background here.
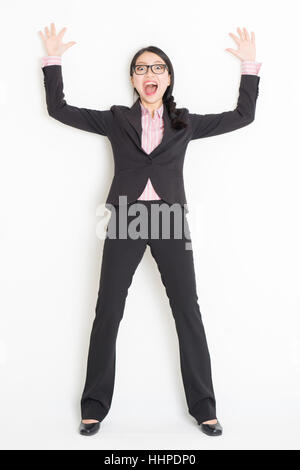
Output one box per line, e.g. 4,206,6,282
1,0,300,450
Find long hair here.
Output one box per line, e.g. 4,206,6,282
129,46,188,130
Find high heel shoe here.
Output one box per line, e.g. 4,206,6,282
79,420,101,436
199,419,223,436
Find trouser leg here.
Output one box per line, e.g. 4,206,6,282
80,215,147,421
148,208,217,424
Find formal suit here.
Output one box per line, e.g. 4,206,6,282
42,65,260,213
41,63,260,424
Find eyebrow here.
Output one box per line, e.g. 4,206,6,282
135,60,165,64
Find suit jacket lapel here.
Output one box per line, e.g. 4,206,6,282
124,97,176,159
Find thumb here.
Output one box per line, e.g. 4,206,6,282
225,48,241,59
65,41,77,51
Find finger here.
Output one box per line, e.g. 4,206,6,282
228,32,240,46
58,26,67,39
44,26,50,38
251,31,255,44
38,30,45,42
237,27,244,41
50,22,56,36
243,27,250,42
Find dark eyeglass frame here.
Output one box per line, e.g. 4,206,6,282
132,64,169,75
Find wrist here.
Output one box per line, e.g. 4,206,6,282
42,55,62,67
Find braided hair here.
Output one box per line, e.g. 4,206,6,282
163,94,187,130
130,45,188,130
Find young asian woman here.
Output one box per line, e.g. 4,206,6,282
39,23,261,437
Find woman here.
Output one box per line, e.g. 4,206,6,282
38,23,261,437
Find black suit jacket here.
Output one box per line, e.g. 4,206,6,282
42,65,260,213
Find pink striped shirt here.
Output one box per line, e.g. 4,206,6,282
42,56,262,200
137,101,164,200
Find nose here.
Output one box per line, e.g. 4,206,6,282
145,72,155,79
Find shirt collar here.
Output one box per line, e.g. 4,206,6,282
139,99,164,118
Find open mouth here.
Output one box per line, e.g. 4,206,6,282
144,83,158,96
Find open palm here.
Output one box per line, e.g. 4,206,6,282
38,22,76,56
226,27,256,62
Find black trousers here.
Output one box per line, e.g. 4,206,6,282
80,200,217,424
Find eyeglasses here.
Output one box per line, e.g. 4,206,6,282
132,64,169,75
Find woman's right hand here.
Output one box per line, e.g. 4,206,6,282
38,22,76,56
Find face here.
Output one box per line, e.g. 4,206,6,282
130,51,171,106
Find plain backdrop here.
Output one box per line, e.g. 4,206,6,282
0,0,300,451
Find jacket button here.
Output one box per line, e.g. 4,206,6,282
147,159,153,164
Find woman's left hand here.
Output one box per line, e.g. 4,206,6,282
225,27,256,61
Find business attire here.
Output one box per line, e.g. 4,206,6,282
41,58,261,211
41,57,261,425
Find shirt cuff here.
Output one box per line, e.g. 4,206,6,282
42,55,62,67
241,60,262,75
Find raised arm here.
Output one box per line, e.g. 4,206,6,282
38,22,112,136
189,27,261,140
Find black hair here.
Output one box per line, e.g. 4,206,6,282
129,45,188,130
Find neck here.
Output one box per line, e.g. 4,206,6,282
139,98,163,118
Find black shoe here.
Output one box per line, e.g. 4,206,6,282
79,420,101,436
199,419,223,436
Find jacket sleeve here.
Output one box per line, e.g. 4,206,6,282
41,64,113,136
188,74,260,140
